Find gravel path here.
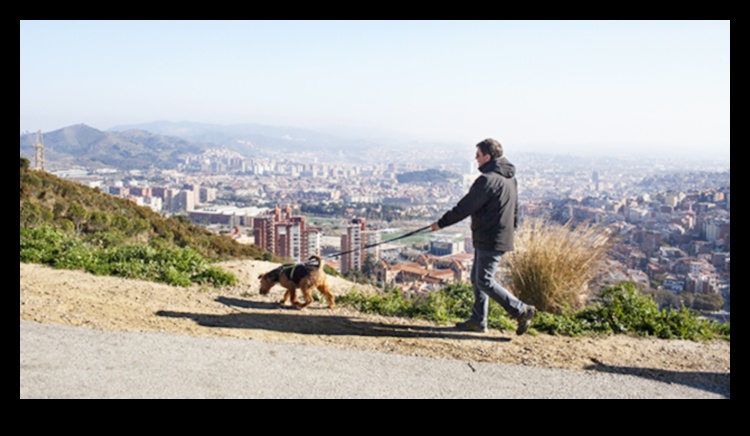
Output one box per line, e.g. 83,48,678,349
20,320,728,399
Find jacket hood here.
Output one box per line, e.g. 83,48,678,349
480,157,515,178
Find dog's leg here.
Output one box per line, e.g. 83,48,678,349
293,285,314,310
280,285,298,306
317,283,335,309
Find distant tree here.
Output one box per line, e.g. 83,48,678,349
173,214,192,224
692,293,724,312
644,288,683,310
650,274,666,290
111,215,131,233
57,218,75,234
362,253,377,279
396,169,460,184
131,218,151,236
20,202,43,227
52,200,68,219
343,269,369,285
67,202,89,235
679,292,695,309
20,157,30,169
86,211,111,233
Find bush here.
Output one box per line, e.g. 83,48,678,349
19,224,238,288
575,282,663,334
20,224,79,264
340,287,416,317
337,281,729,341
339,282,516,332
506,217,614,315
532,282,729,340
193,266,238,287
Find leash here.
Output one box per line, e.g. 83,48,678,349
322,225,432,260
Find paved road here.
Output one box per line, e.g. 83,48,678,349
20,320,727,399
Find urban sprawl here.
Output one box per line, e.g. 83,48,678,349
54,147,730,308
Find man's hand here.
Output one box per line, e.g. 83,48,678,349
430,222,440,232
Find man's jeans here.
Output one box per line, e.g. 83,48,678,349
469,248,527,327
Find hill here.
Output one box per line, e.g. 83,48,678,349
19,124,205,171
19,161,268,261
21,121,469,171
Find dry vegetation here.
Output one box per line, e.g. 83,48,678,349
507,217,615,314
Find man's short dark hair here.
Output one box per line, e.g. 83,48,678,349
476,138,503,159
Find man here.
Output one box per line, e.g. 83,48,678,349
430,138,535,335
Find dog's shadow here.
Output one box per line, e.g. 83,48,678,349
154,296,510,342
214,297,279,310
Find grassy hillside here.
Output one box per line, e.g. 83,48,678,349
20,158,281,286
20,161,271,261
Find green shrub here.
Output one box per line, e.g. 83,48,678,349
340,287,416,317
158,266,193,287
337,281,729,341
532,282,729,340
339,282,516,332
19,224,238,288
193,266,238,287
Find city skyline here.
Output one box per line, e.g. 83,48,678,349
20,20,729,162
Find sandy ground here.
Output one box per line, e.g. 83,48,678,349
20,261,730,384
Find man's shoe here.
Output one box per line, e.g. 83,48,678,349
516,306,536,336
455,319,487,333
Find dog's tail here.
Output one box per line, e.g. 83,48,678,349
307,254,324,271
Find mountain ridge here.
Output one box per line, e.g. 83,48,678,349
20,121,468,171
19,124,204,171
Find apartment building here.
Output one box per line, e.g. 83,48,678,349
340,218,365,274
252,204,322,263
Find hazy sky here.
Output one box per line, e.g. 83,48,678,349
20,20,730,160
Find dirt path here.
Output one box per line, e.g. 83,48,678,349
20,261,730,381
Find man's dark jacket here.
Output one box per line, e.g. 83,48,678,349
437,157,518,252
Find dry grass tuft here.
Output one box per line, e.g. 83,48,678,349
506,217,615,315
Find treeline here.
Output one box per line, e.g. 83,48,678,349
300,202,407,222
396,169,460,184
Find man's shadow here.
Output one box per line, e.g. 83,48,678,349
585,360,730,398
155,296,510,342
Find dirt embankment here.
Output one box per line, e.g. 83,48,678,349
20,261,730,379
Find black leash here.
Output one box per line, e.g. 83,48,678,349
323,225,432,260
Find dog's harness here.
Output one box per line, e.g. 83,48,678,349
272,256,323,284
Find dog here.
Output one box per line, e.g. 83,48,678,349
258,255,335,310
